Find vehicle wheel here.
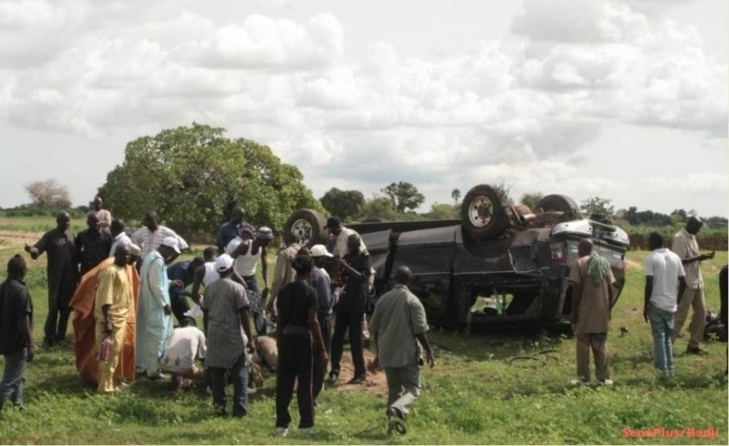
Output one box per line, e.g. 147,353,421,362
283,209,326,247
460,184,511,241
535,195,582,220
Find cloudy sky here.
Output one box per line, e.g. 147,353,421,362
1,0,726,218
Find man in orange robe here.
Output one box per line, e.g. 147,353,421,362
69,244,140,384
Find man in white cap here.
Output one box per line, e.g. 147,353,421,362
308,244,338,401
137,236,179,379
202,254,254,418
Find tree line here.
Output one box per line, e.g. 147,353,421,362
5,123,726,239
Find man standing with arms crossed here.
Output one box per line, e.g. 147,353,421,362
370,266,435,435
644,232,686,376
672,216,715,355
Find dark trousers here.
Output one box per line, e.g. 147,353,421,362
0,349,27,411
313,313,331,400
170,294,193,326
330,311,366,377
44,286,72,345
243,275,267,336
209,356,249,417
276,334,314,429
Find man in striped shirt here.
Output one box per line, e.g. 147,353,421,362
131,211,188,260
202,254,254,418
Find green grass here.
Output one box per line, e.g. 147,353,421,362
0,218,726,444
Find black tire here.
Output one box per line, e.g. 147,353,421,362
460,184,510,241
283,209,326,247
535,195,582,220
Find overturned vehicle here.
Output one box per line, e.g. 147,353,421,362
283,184,630,330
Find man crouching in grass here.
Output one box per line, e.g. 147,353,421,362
0,254,35,412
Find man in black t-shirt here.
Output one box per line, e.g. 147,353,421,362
274,254,327,437
0,255,34,412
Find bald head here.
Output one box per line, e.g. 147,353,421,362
577,239,593,257
56,211,71,231
395,266,412,285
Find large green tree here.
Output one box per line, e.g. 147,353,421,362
519,192,544,211
98,123,320,236
319,188,365,221
381,181,425,213
581,196,615,217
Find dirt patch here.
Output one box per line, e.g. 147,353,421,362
0,230,42,248
625,259,642,272
333,351,387,397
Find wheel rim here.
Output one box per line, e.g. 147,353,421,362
290,218,313,245
467,195,494,228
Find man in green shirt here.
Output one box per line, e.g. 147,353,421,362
370,266,435,435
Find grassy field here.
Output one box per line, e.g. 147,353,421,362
0,216,727,444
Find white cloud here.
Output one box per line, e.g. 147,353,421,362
0,0,725,217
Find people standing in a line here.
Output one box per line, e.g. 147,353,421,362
217,206,247,255
644,232,686,376
92,196,112,235
202,254,255,418
671,216,715,355
95,244,133,394
327,234,371,385
25,211,79,348
131,211,188,260
274,253,328,436
137,237,179,379
76,211,112,278
308,244,338,401
0,255,34,412
568,239,615,386
109,218,131,257
370,266,435,435
228,226,274,335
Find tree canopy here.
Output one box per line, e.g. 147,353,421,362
319,187,365,222
26,179,71,209
98,123,321,236
381,181,425,213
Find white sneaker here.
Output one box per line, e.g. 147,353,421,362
276,427,288,437
599,379,614,386
569,379,589,386
299,427,315,435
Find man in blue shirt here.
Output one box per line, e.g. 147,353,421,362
217,207,248,254
167,257,205,325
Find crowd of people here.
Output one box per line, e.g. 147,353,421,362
0,200,723,434
0,202,435,436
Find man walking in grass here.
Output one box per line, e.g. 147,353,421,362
671,216,715,355
0,255,34,412
644,232,686,376
568,239,615,386
370,266,435,435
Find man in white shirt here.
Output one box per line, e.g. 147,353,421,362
109,219,131,257
671,217,715,354
160,318,207,392
644,232,686,376
131,211,188,260
325,216,366,258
